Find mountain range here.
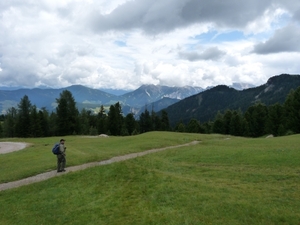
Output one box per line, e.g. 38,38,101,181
1,74,299,127
0,84,204,115
163,74,300,126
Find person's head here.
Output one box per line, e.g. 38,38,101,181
60,139,65,144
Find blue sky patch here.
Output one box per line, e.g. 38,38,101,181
114,40,127,47
195,30,245,43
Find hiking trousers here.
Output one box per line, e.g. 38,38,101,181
57,154,66,171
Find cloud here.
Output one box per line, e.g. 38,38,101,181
0,0,300,91
89,0,277,35
179,47,226,61
252,24,300,54
293,8,300,22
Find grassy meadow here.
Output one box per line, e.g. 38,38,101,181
0,132,299,224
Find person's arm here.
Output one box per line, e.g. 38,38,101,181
59,144,65,155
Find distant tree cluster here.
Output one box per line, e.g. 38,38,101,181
0,90,171,138
0,86,299,138
174,86,300,137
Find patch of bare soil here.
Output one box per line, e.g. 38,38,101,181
0,142,28,154
0,141,199,192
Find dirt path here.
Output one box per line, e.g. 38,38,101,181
0,142,28,154
0,141,199,192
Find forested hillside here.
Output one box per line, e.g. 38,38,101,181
0,86,299,138
164,74,300,125
1,74,300,139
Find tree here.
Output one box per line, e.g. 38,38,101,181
79,108,90,135
107,102,123,135
139,109,152,133
212,111,224,134
244,103,268,137
202,121,213,134
151,110,160,131
284,87,300,133
56,90,79,136
177,123,185,132
29,105,43,137
2,107,17,137
38,107,50,137
223,110,233,134
0,121,3,138
187,118,201,133
160,110,170,131
125,113,136,135
16,95,32,137
174,120,185,132
229,110,244,136
265,103,285,136
97,105,107,134
48,112,57,136
87,110,97,130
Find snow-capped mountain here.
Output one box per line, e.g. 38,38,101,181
0,84,204,115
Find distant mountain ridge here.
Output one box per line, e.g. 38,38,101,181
2,74,297,125
0,84,204,115
162,74,300,126
120,85,203,107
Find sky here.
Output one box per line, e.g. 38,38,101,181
0,0,300,90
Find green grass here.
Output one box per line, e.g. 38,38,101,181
0,132,299,224
0,132,202,182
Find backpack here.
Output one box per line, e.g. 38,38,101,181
52,143,60,155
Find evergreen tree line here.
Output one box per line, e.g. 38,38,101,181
0,87,299,138
0,90,171,138
174,86,300,137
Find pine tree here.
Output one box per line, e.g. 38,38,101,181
139,109,152,133
16,95,32,137
0,121,3,138
97,105,107,135
177,123,185,132
212,111,225,134
174,120,185,132
265,103,285,136
29,105,43,137
284,87,300,133
56,90,79,136
186,118,201,133
229,110,243,136
48,112,57,136
244,103,268,137
125,113,136,135
39,108,50,137
79,108,90,135
223,110,233,134
161,110,170,131
2,107,17,137
107,102,123,135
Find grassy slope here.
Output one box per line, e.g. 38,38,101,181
0,132,299,224
0,132,201,183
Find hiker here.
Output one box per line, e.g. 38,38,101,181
57,139,66,172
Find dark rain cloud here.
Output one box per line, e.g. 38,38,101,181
252,25,300,54
88,0,300,34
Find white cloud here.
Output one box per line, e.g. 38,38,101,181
0,0,300,90
179,47,226,61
